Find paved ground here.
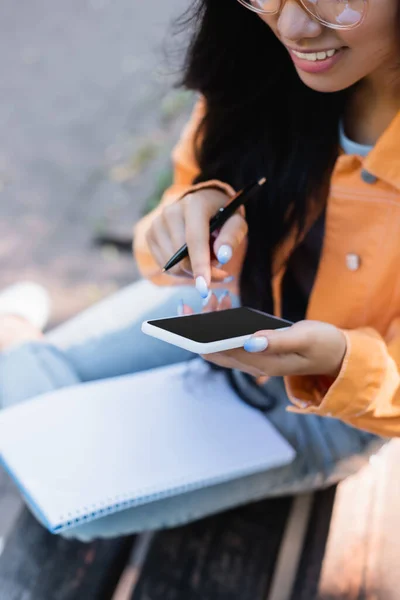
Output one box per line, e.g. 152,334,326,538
0,0,192,325
0,0,194,553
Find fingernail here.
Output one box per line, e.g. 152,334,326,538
196,276,209,298
222,275,235,283
217,245,233,265
176,300,184,317
202,291,212,307
244,337,268,353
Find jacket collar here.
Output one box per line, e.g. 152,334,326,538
362,110,400,191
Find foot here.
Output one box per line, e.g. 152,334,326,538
0,282,51,352
0,315,43,352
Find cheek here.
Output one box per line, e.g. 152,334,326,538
340,9,399,74
339,0,399,55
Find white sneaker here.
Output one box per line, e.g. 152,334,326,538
0,282,51,331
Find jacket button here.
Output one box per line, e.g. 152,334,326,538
346,253,361,271
361,169,377,184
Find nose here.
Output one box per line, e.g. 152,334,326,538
277,0,323,42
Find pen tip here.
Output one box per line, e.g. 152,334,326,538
258,177,267,186
162,268,166,273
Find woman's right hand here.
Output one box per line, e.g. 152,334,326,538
145,188,248,297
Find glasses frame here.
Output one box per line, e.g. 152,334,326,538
236,0,368,30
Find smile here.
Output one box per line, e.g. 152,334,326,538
287,46,346,74
291,49,338,62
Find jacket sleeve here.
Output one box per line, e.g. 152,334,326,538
133,96,244,289
284,319,400,437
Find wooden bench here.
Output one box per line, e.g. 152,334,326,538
0,439,399,600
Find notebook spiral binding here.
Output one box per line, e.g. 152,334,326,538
55,457,274,531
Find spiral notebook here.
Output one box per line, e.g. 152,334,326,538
0,359,295,534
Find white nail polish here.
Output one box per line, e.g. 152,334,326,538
244,337,268,352
196,276,209,299
217,245,233,265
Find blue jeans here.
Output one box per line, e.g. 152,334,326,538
0,280,384,541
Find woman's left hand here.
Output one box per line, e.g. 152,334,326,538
182,293,347,379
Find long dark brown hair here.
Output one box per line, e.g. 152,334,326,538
175,0,349,313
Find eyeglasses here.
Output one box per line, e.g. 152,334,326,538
236,0,367,30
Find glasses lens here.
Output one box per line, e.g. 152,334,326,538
238,0,281,13
302,0,365,28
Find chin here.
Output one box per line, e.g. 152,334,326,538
296,70,356,94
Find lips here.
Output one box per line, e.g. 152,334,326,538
287,46,347,74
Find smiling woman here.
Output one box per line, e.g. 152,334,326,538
2,0,400,541
235,0,399,92
161,0,400,436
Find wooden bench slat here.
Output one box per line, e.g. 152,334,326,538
0,508,135,600
132,496,293,600
317,441,400,600
290,487,336,600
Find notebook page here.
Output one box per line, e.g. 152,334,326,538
0,359,295,532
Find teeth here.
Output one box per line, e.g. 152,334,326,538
292,49,337,62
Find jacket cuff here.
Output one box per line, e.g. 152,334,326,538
284,328,393,420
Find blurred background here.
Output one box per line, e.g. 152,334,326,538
0,0,194,325
0,0,194,552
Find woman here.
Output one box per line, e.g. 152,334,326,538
1,0,399,539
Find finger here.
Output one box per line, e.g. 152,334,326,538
146,221,176,271
147,247,194,280
181,264,231,283
168,271,197,281
162,262,230,284
146,235,171,272
216,347,308,377
202,292,219,313
259,352,309,376
162,206,187,261
218,291,232,311
147,237,193,279
210,265,231,282
183,194,216,290
171,256,193,277
181,266,195,277
201,351,241,369
201,351,264,377
150,217,176,259
166,256,195,278
246,322,310,355
177,300,195,316
148,215,193,277
213,212,248,266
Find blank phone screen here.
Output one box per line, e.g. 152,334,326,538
147,307,292,344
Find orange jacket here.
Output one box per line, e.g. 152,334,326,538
134,98,400,437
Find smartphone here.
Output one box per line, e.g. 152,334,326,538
141,307,292,354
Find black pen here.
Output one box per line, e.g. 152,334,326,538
162,176,267,273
